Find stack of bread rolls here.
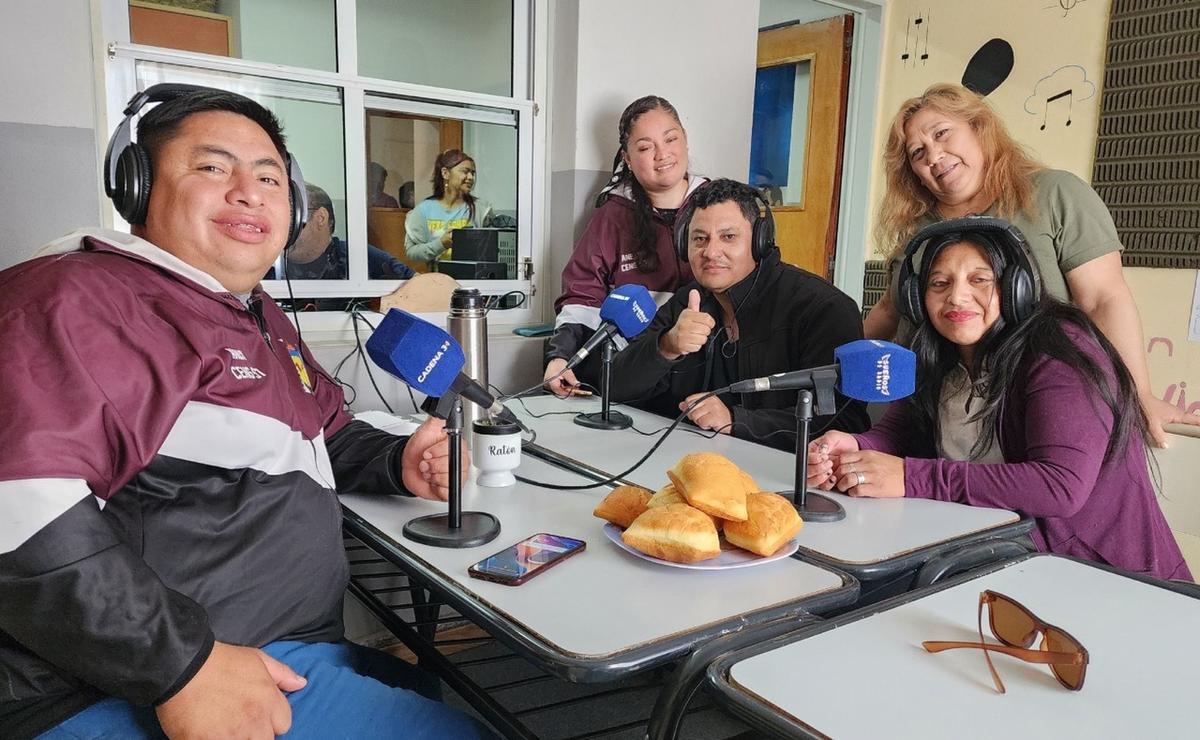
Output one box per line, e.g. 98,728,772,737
591,453,804,564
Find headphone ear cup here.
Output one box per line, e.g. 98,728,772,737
899,267,925,326
751,217,765,262
115,144,153,225
1003,265,1035,323
283,152,308,250
751,202,776,262
285,178,304,249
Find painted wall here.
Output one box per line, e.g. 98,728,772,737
543,0,761,314
866,0,1111,255
759,0,846,29
865,0,1199,426
0,0,101,270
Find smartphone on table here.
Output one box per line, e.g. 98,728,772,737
467,533,586,586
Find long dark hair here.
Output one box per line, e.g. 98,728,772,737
908,241,1151,464
428,148,477,222
595,95,686,273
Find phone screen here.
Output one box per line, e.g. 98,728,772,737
469,533,585,585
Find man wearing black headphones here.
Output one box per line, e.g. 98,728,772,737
609,178,870,449
0,86,492,738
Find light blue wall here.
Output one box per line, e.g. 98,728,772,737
357,0,513,97
0,0,100,269
219,0,337,72
464,121,518,215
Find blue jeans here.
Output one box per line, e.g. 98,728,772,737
38,640,495,739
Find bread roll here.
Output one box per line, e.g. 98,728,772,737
740,470,761,495
667,453,748,521
592,485,651,529
646,482,685,508
647,482,722,532
723,492,804,557
621,503,721,563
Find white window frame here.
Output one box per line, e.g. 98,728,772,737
98,0,547,334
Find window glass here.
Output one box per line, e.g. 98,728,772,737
134,61,346,282
128,1,337,72
366,103,518,281
748,60,812,208
356,0,513,96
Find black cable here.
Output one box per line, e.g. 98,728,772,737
482,290,528,314
512,390,723,490
329,343,361,409
349,310,397,415
284,270,305,354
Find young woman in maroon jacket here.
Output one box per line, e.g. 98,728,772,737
807,221,1189,581
543,95,706,395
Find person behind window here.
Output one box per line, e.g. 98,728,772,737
809,225,1189,581
368,160,400,208
863,82,1199,447
0,87,493,739
397,179,416,209
267,182,413,282
607,179,870,450
542,95,706,396
404,149,493,268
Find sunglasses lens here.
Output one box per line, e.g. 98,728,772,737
1044,629,1085,690
989,594,1037,648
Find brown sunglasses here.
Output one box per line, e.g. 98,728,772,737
922,590,1089,693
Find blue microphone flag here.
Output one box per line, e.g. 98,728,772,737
834,340,916,401
366,309,465,398
598,283,656,339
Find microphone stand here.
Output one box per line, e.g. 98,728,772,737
403,396,502,548
574,337,632,431
779,379,846,523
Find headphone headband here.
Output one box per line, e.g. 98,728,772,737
895,215,1041,326
674,181,777,263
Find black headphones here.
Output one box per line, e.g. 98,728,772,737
103,83,308,248
674,184,777,263
895,215,1040,326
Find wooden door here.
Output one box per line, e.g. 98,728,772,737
753,15,853,278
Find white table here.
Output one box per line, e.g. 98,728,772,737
707,554,1200,739
340,453,856,682
512,395,1029,580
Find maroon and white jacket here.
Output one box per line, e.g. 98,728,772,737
546,177,706,368
0,229,412,738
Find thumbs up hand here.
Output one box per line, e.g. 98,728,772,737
659,289,716,360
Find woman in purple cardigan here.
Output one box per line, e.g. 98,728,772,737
808,218,1190,581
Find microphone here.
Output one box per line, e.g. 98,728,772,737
563,284,658,371
727,340,916,403
365,308,523,427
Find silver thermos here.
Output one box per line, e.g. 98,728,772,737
448,288,489,441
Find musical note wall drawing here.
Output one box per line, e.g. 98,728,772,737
899,10,932,67
1044,0,1090,18
1148,337,1175,358
1162,380,1200,416
962,38,1014,97
1023,65,1096,132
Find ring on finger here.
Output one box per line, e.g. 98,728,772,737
856,471,866,486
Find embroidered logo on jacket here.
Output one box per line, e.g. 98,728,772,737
287,343,314,394
225,347,267,380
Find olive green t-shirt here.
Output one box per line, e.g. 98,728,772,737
886,168,1123,339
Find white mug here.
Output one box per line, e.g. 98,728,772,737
472,418,522,487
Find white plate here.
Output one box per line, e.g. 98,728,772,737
602,523,799,570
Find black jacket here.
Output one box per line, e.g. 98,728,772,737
608,250,870,450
